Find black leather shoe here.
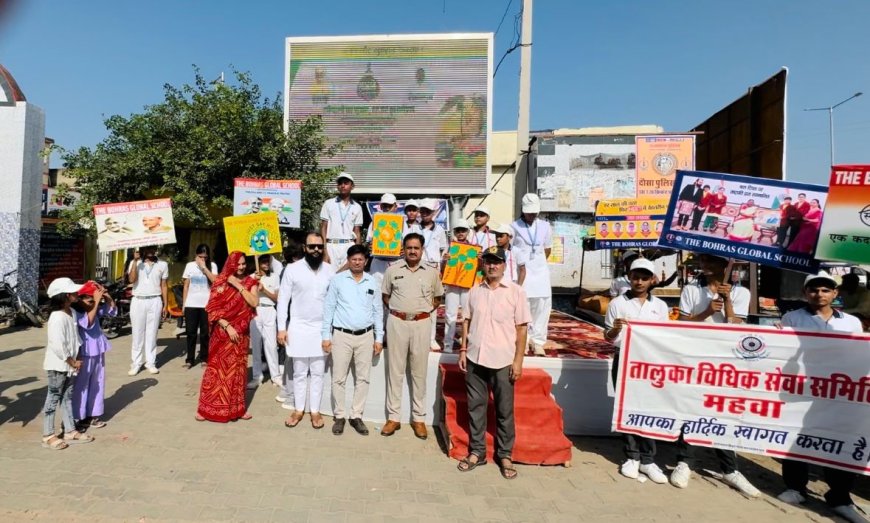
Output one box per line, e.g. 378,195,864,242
349,418,369,436
332,418,346,435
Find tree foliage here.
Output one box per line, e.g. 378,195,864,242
57,68,338,236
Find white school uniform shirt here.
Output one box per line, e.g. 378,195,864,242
471,228,496,250
420,223,448,265
679,282,750,323
501,248,526,286
320,197,363,240
605,292,671,347
609,276,631,298
131,260,169,297
43,310,82,374
276,259,336,357
182,261,218,308
511,218,553,298
780,307,863,334
404,221,421,236
257,272,280,307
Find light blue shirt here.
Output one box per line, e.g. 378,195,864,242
321,270,385,343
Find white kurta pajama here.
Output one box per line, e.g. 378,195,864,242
511,218,553,350
277,259,336,413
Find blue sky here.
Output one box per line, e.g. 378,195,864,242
2,0,868,185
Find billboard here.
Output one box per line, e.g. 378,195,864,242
285,34,492,194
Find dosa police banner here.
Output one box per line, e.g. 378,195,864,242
613,321,870,475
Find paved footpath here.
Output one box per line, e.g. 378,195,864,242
0,324,866,522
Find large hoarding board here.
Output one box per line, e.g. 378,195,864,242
285,34,492,195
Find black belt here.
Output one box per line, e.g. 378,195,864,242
333,326,373,336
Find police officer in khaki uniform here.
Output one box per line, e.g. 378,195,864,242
381,232,444,439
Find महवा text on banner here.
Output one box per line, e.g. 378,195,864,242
612,320,870,475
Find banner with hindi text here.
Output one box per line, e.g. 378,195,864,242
815,165,870,264
635,135,695,199
594,198,668,250
94,198,176,252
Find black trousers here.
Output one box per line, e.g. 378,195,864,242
776,222,801,246
676,434,738,474
690,209,705,230
465,360,515,461
677,211,691,228
611,354,656,464
782,459,855,507
184,307,209,365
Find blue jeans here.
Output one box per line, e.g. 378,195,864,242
42,370,76,437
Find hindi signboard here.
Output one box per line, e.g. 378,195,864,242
815,165,870,264
594,199,668,250
613,321,870,475
94,198,176,252
635,135,695,199
370,213,404,257
233,178,302,228
441,242,480,289
658,170,828,273
223,212,282,256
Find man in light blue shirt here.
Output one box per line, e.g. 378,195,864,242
322,244,384,436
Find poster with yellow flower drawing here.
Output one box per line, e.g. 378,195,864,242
371,213,405,257
441,242,480,289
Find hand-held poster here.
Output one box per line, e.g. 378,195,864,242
594,199,668,250
94,198,177,252
815,165,870,264
613,321,870,475
441,242,480,289
658,170,828,273
224,212,282,256
635,135,695,199
233,178,302,228
371,213,404,257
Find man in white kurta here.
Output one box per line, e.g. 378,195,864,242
511,194,552,356
277,234,336,427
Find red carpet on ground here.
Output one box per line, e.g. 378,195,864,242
440,363,573,465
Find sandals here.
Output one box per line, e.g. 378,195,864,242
499,458,518,480
63,431,94,444
457,454,487,472
41,435,68,450
182,363,192,369
284,413,304,428
239,413,252,421
310,414,324,429
89,418,107,429
195,414,206,422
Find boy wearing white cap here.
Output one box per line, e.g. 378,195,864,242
320,172,363,270
441,219,474,352
403,199,422,236
419,198,448,350
511,193,552,356
367,193,400,284
471,205,496,249
491,223,526,286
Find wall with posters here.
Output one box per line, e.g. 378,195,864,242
39,225,86,285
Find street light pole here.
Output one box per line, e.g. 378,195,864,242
804,92,862,166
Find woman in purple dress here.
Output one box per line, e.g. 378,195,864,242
71,281,116,430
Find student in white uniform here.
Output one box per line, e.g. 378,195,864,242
470,205,496,250
604,258,670,485
511,194,552,356
248,254,281,389
277,232,336,429
776,271,867,521
442,218,474,353
403,199,422,235
610,251,640,298
320,172,363,271
490,223,526,286
418,198,448,350
367,193,400,285
127,245,168,376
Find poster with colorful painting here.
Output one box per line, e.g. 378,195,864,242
94,198,177,252
224,212,282,256
659,170,828,273
594,199,668,250
441,242,480,289
371,213,405,257
233,178,302,228
815,165,870,264
635,135,695,199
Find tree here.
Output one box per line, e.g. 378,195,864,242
57,68,338,236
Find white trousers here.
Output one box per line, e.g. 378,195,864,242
326,243,350,271
443,288,469,352
293,356,326,413
130,296,161,368
527,296,552,348
250,306,280,382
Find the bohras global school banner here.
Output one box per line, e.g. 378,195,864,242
658,170,828,273
815,165,870,264
613,321,870,475
594,198,668,250
224,212,282,256
233,178,302,228
94,198,176,252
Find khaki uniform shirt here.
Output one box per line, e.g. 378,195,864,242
382,260,444,315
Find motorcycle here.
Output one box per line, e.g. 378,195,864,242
0,270,43,328
99,278,132,339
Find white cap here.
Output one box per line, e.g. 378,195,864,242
452,218,471,230
336,171,354,183
419,198,437,211
380,193,397,205
404,199,420,210
47,277,83,298
629,258,656,275
521,193,541,213
473,205,490,216
489,222,513,235
804,270,838,289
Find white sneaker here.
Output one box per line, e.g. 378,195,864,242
533,345,546,356
639,463,668,484
670,461,691,488
281,403,295,411
275,393,287,403
271,378,282,387
832,504,870,523
128,365,141,377
145,365,160,375
777,489,806,505
722,471,760,498
619,459,640,479
430,342,441,351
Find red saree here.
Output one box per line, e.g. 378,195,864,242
196,252,258,422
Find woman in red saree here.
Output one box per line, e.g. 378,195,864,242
196,252,260,422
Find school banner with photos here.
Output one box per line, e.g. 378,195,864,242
94,198,176,252
815,165,870,264
233,178,302,228
635,135,695,199
658,170,828,273
594,199,668,249
224,212,282,256
441,242,480,289
613,321,870,475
